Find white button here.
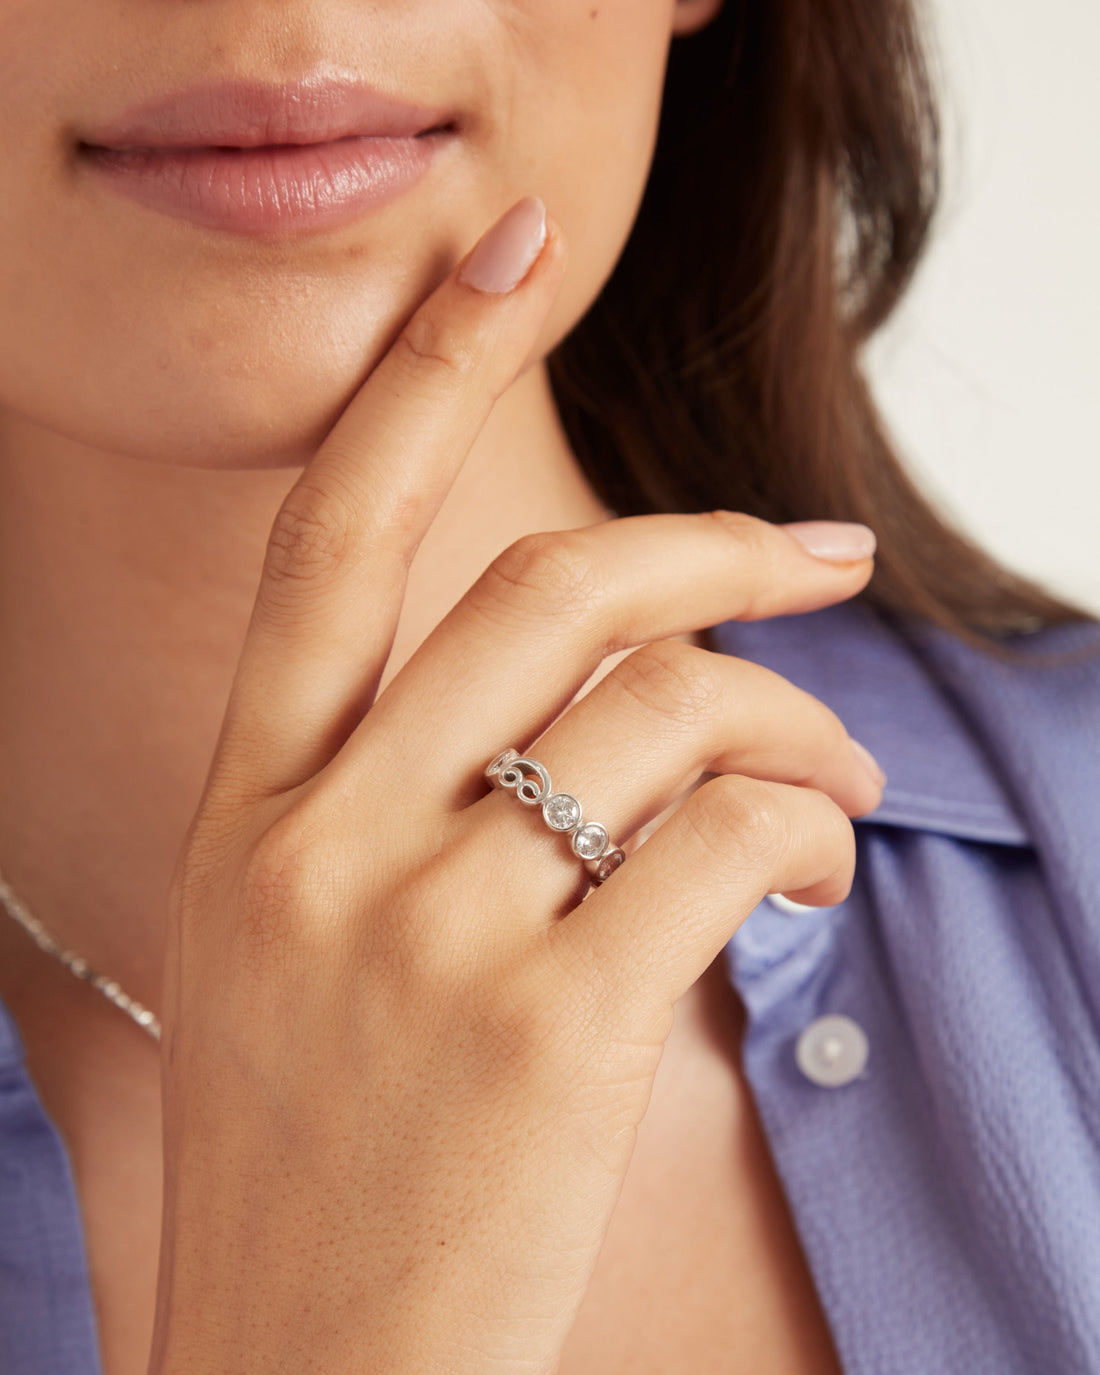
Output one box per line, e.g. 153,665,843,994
767,892,822,916
795,1014,869,1087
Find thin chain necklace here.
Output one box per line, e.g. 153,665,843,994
0,863,161,1041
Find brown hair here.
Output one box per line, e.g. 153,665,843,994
546,0,1097,661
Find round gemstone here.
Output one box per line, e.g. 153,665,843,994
572,822,608,860
594,848,626,883
486,749,516,778
543,793,582,831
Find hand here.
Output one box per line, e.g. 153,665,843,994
149,194,883,1375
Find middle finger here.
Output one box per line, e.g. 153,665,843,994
319,508,876,806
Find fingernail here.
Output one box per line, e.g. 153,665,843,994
850,737,887,787
781,520,877,562
459,195,548,294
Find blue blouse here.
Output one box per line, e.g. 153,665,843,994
2,596,1099,1374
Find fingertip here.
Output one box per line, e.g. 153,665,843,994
459,195,549,294
780,521,877,563
849,737,887,788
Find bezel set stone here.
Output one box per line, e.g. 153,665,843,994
594,848,626,882
543,793,582,832
485,750,516,778
484,748,625,885
571,821,608,859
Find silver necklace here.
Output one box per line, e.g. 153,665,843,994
0,864,161,1041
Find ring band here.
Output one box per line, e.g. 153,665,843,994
484,748,627,885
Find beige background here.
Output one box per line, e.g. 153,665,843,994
864,0,1100,614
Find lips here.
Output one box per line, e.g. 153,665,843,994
76,73,459,235
78,73,457,150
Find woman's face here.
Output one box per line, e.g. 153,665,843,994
0,0,722,471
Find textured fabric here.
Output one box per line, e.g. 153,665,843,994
0,1007,103,1374
0,596,1098,1374
715,599,1100,1375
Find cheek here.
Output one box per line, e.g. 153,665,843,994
500,1,674,293
0,0,672,472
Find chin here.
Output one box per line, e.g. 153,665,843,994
8,375,352,472
3,311,408,469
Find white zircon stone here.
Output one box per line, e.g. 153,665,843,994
486,749,516,778
543,793,582,831
594,848,625,882
572,822,608,860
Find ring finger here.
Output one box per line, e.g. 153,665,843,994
452,634,884,917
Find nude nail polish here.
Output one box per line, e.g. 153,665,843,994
459,196,547,294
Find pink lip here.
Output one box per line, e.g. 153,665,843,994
76,74,458,236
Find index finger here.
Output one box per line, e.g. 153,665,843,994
208,195,566,807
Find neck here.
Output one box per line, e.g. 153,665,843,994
0,361,609,1020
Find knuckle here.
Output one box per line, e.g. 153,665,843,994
393,311,479,387
234,808,347,964
167,820,241,926
704,511,778,615
706,509,773,558
473,530,605,626
262,480,358,595
684,775,857,901
608,640,723,730
685,774,790,869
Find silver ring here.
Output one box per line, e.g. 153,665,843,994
484,748,626,885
